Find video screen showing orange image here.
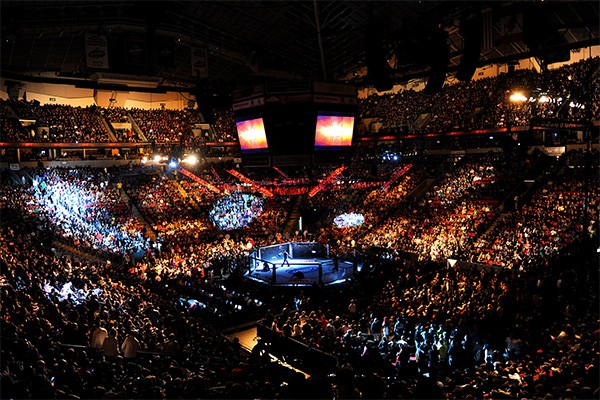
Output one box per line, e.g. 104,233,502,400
236,117,269,153
314,113,355,149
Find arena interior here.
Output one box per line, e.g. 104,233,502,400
1,1,599,399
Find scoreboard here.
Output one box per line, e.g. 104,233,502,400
232,81,357,166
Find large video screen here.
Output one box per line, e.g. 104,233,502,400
236,116,269,153
314,112,355,150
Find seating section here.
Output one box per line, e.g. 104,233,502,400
1,57,597,145
1,145,598,399
0,56,598,400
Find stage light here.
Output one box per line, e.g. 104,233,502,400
509,92,527,102
168,160,178,168
153,154,161,163
141,156,148,164
538,95,550,103
183,154,198,165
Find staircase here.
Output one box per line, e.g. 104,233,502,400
128,112,148,142
282,195,305,237
413,113,431,131
120,190,157,242
8,169,25,185
407,178,437,203
481,212,508,238
170,178,201,211
100,115,118,142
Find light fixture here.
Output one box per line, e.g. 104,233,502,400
509,92,527,102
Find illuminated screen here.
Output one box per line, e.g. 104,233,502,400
236,117,269,153
314,113,355,149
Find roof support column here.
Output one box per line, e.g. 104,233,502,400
313,0,328,82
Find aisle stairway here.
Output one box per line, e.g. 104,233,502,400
128,112,148,142
282,195,305,237
99,116,118,142
119,190,157,242
170,177,201,211
481,212,508,238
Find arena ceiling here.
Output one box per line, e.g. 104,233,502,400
1,1,599,94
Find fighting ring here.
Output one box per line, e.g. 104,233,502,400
244,242,359,287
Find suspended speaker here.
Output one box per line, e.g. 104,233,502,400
366,4,393,92
425,28,449,94
456,13,482,82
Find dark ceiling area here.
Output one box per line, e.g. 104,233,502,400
1,1,599,93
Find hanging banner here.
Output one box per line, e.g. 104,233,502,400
126,35,147,65
157,42,175,68
85,33,109,69
191,47,208,78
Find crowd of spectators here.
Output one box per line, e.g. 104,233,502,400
6,101,109,143
468,151,599,268
127,108,202,145
0,221,306,399
1,133,598,398
2,56,596,148
358,151,535,261
267,244,598,399
209,193,264,231
100,107,129,124
209,107,238,143
3,167,148,256
0,99,31,142
359,57,599,137
123,172,212,239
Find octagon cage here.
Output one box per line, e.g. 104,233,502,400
245,242,358,287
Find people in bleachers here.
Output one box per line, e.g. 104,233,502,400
1,56,597,147
468,151,599,268
357,57,599,137
5,166,148,256
0,56,598,400
127,107,202,145
210,107,238,142
1,144,598,398
4,100,109,143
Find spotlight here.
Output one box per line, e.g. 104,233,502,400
153,155,161,163
168,160,178,169
183,154,198,165
509,92,527,102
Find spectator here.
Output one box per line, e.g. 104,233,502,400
102,329,120,358
121,331,141,359
91,321,108,349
